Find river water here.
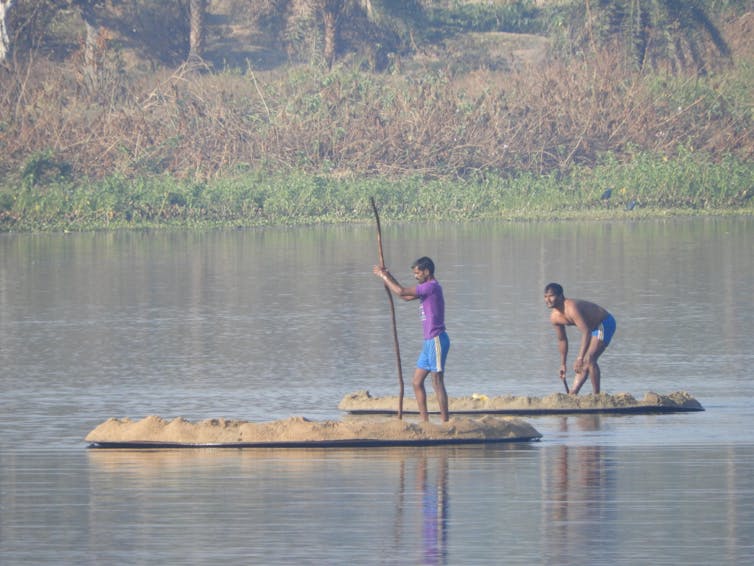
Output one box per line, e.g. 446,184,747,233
1,216,753,565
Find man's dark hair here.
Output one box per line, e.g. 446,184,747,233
412,256,435,275
544,282,563,296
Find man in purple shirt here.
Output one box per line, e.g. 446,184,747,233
374,257,450,422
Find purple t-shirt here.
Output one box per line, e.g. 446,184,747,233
416,279,446,339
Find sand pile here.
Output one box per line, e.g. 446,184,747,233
338,390,703,414
85,415,542,447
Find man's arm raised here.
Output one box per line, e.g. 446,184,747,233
373,266,417,300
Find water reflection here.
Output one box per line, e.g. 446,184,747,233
3,439,751,565
541,416,616,562
85,446,454,564
417,453,449,565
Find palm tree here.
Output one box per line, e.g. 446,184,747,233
569,0,731,73
283,0,425,69
188,0,207,63
69,0,103,91
321,0,341,68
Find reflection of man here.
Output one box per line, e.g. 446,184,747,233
374,257,450,421
544,416,612,561
544,283,616,394
418,456,449,565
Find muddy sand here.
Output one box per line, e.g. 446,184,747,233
85,391,701,448
338,390,704,415
85,414,542,448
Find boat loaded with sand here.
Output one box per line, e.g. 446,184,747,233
338,390,704,416
84,391,702,449
85,414,542,448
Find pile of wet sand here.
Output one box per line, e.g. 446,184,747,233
338,390,703,414
84,391,702,448
85,414,542,447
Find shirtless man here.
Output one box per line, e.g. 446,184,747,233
374,257,450,422
544,282,616,394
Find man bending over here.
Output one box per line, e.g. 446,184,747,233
544,282,616,394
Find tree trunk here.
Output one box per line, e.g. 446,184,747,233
189,0,207,62
79,1,99,91
322,0,343,69
322,10,335,68
0,0,15,63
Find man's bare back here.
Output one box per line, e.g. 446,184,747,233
549,298,608,331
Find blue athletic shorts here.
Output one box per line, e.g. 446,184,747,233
417,332,450,372
592,313,616,346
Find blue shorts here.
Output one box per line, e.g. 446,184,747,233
417,332,450,373
592,313,616,346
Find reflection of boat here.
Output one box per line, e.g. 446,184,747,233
339,390,704,416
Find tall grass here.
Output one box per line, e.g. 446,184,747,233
1,37,751,183
2,149,750,231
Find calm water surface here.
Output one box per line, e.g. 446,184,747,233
1,216,753,565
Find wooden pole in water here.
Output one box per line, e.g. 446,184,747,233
370,197,404,419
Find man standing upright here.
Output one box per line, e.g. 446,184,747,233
544,282,616,394
374,257,450,421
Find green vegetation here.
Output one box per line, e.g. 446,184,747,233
0,1,752,232
5,148,750,231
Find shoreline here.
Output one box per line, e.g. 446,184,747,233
2,206,751,235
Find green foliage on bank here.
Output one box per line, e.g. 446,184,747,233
2,149,751,232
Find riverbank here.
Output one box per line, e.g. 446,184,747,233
2,151,752,232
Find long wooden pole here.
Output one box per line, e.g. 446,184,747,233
370,197,404,419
